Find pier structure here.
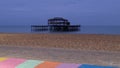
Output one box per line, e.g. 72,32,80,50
48,17,69,31
31,17,80,32
48,17,70,26
48,17,80,31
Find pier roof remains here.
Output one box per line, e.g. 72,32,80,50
48,17,68,21
48,17,70,25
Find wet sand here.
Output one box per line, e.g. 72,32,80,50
0,33,120,67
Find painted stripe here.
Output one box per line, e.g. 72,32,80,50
0,58,117,68
0,57,8,62
56,63,81,68
16,60,44,68
79,64,117,68
0,58,26,68
35,61,61,68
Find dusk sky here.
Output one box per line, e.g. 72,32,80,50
0,0,120,25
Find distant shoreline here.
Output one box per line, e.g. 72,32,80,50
0,33,120,52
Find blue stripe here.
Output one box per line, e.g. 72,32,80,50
79,64,117,68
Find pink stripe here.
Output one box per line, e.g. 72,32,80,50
56,63,81,68
0,58,26,68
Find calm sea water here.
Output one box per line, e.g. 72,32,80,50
0,25,120,35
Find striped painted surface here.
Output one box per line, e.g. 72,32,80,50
56,63,81,68
0,58,26,68
16,60,44,68
0,57,117,68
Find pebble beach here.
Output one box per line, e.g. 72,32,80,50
0,33,120,52
0,33,120,67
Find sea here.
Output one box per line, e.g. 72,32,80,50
0,25,120,35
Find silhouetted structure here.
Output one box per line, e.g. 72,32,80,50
48,17,70,26
31,17,80,32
